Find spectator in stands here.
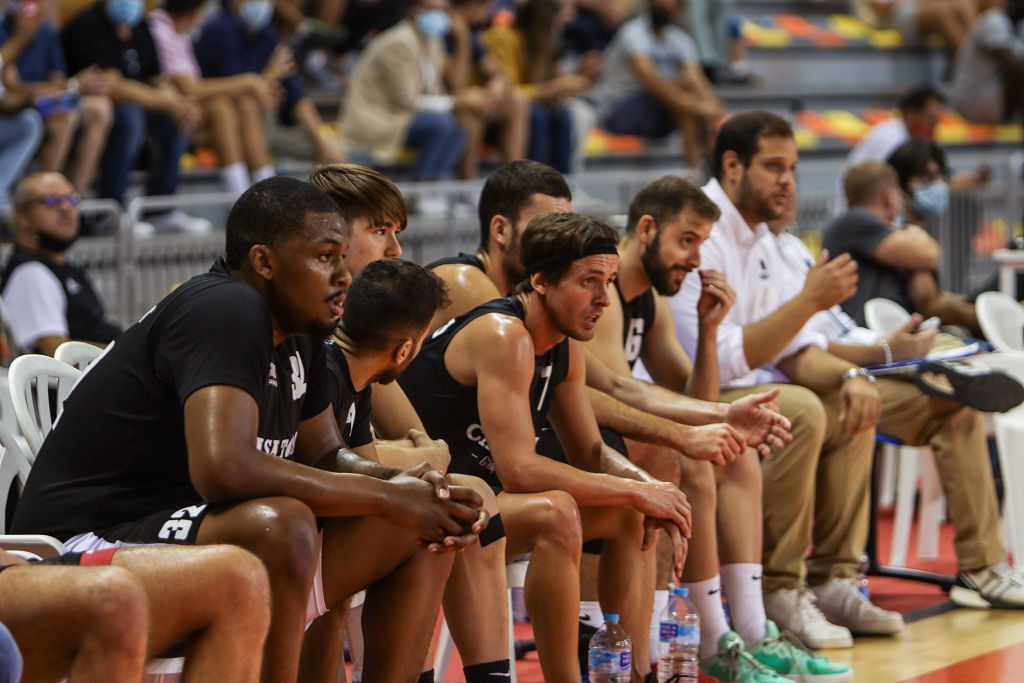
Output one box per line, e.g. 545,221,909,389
0,172,121,355
851,0,976,56
948,0,1024,123
671,111,900,649
194,0,344,167
0,0,113,196
772,196,1024,611
0,544,270,683
593,0,723,170
149,0,281,197
484,0,602,173
836,85,991,214
341,0,469,180
824,158,982,334
11,177,484,683
447,0,529,179
0,13,45,212
60,0,211,234
683,0,751,83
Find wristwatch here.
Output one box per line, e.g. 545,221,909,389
841,367,876,384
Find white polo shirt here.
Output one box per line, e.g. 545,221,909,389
669,179,829,388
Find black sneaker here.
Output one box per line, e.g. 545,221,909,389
915,360,1024,412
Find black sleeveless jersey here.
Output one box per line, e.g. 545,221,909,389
427,252,486,272
617,283,656,369
399,296,570,491
0,245,122,346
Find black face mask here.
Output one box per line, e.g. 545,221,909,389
649,8,672,27
36,231,78,253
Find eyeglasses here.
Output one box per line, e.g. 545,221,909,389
24,194,82,208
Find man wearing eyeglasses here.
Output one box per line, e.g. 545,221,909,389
0,171,121,355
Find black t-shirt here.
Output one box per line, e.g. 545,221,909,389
617,282,655,369
822,208,912,326
12,258,330,540
399,296,570,491
427,251,486,272
324,340,374,449
0,245,122,347
60,3,160,81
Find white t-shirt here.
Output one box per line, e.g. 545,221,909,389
669,179,829,388
948,8,1023,122
595,16,698,118
834,117,908,214
2,262,69,350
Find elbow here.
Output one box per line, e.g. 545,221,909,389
498,463,535,494
190,456,249,504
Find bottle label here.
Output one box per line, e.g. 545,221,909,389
588,650,632,673
659,621,678,642
679,624,699,645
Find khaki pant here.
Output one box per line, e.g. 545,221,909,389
875,377,1005,571
720,384,875,593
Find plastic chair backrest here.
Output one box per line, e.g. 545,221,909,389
8,355,82,457
977,291,1024,352
864,298,912,336
0,374,20,439
0,420,31,534
54,341,104,371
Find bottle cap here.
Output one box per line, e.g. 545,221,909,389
673,587,688,597
605,613,620,623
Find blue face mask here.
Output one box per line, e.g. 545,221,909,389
912,181,950,216
238,0,273,31
415,9,450,39
106,0,144,27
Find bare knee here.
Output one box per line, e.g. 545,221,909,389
532,490,583,551
449,473,499,515
215,497,319,585
199,546,271,621
79,567,150,654
81,95,113,131
205,95,237,126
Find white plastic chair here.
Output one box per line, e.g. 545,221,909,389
433,558,528,682
864,298,913,336
54,341,104,371
863,298,943,565
8,355,82,457
977,291,1024,352
972,352,1024,569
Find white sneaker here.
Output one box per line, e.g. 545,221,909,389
149,209,213,235
763,587,852,650
959,562,1024,608
133,220,156,238
810,578,904,635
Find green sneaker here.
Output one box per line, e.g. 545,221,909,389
700,630,796,683
748,621,853,683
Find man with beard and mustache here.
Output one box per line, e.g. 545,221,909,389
403,212,696,682
12,177,487,683
584,175,850,683
0,172,122,356
670,111,900,652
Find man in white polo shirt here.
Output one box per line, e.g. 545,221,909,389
670,111,904,649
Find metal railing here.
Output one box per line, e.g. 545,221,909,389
62,165,1023,325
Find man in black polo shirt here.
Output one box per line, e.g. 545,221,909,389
0,172,121,355
60,0,207,233
12,177,485,683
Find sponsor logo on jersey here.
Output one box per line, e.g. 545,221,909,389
256,432,299,459
345,402,357,438
268,362,278,387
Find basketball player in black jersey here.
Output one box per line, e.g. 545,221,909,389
402,213,693,682
13,178,485,683
584,177,843,677
308,164,513,683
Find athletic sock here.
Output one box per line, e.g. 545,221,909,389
251,164,276,183
579,600,603,627
463,659,511,682
417,670,434,683
649,589,670,667
681,575,730,659
720,563,767,646
220,162,250,197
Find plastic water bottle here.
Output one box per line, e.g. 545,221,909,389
588,613,632,682
657,587,700,682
